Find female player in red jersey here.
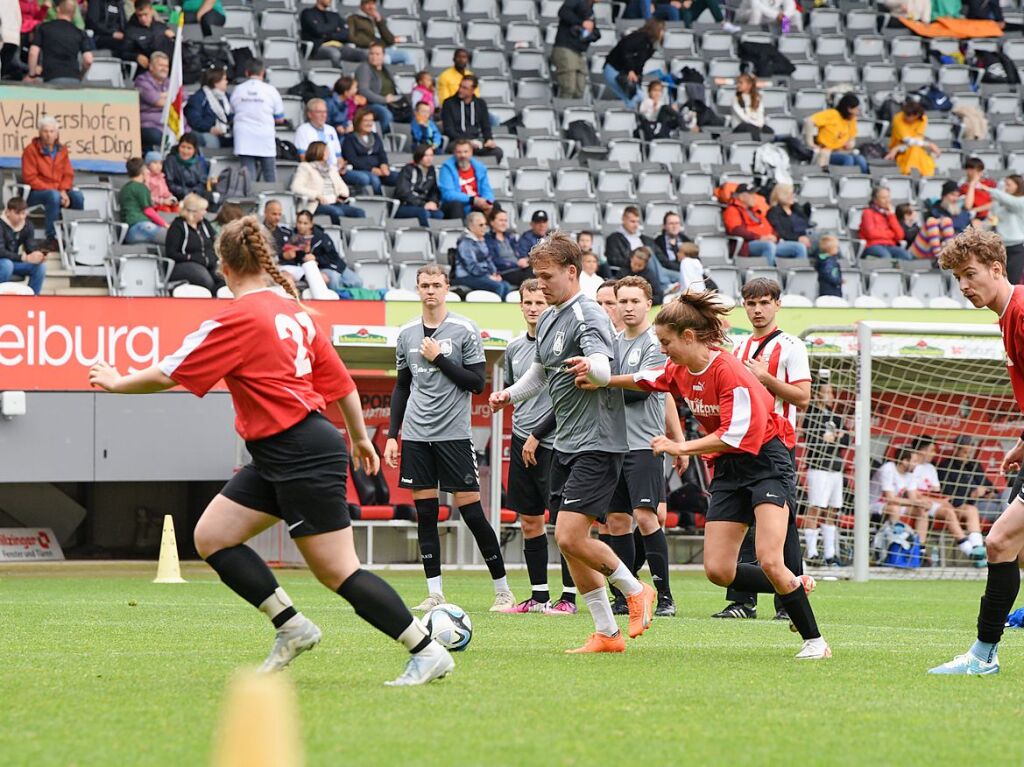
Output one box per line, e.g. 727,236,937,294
88,216,453,686
587,291,830,660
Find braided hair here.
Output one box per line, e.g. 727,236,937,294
217,215,300,300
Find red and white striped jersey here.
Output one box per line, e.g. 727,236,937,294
732,327,811,432
158,289,355,441
634,349,786,457
999,286,1024,413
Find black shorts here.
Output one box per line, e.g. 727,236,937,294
220,412,350,538
507,432,553,517
399,439,480,492
1013,465,1024,504
609,450,666,514
549,450,624,523
706,437,795,526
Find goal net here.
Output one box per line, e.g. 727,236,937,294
797,322,1015,580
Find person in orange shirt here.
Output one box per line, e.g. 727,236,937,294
885,100,939,177
21,117,85,247
723,185,806,265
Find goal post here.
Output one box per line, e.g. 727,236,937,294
799,321,1012,582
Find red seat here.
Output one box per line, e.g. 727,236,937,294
438,506,451,522
359,506,396,521
839,514,855,530
694,513,706,530
501,509,517,523
665,511,680,528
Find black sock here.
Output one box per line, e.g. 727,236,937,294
608,533,635,601
337,569,419,642
415,497,442,579
205,545,287,623
633,527,647,574
774,518,804,613
727,529,759,607
559,556,576,603
459,501,506,579
729,563,776,595
779,585,821,640
643,529,671,598
523,534,550,602
978,561,1021,644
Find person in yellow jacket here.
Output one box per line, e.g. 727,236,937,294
886,100,940,177
437,48,478,105
807,93,868,173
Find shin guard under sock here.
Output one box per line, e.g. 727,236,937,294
415,497,442,578
338,569,421,642
206,545,287,622
978,561,1021,645
643,529,671,597
779,585,821,640
728,563,776,595
459,501,507,579
523,534,550,602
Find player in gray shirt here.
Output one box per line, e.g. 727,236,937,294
490,232,656,653
384,264,514,613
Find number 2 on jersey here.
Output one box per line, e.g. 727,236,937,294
276,312,317,376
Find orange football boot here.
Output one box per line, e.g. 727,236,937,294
565,632,626,653
626,582,656,638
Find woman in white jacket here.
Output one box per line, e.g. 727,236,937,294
731,73,773,141
736,0,802,30
975,175,1024,284
289,141,366,223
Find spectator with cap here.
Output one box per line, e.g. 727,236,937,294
0,197,47,294
121,0,174,73
135,50,170,152
859,186,913,260
724,184,806,264
928,180,975,234
301,0,366,67
295,98,345,170
347,0,412,66
354,42,398,134
340,107,399,195
22,116,84,248
438,139,495,219
453,210,512,299
229,58,286,183
27,0,92,84
437,48,475,105
440,75,503,163
552,0,601,100
515,210,551,260
183,67,233,149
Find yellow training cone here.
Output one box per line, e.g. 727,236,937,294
211,670,303,767
153,514,186,584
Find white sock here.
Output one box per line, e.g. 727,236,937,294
562,586,577,594
582,587,619,637
258,587,297,624
804,528,820,559
492,576,509,593
821,525,836,560
426,575,443,595
958,538,974,555
607,561,643,597
969,531,984,548
397,618,430,653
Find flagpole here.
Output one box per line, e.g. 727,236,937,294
160,9,186,158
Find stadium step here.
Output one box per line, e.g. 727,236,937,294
54,287,110,296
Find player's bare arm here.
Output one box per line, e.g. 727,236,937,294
651,433,729,458
335,394,380,476
89,362,176,394
744,358,811,409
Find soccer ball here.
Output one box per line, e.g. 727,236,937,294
422,603,473,651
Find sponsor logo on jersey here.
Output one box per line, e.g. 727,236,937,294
685,397,719,417
553,330,565,354
692,382,703,391
439,338,453,357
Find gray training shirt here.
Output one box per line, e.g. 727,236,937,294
534,292,628,454
505,333,555,449
395,312,486,442
615,326,667,451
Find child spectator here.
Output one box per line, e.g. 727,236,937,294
119,156,169,244
580,250,603,299
410,70,436,113
143,151,178,212
626,247,664,304
410,101,443,150
678,241,705,293
962,156,997,220
327,75,363,135
639,80,663,122
815,234,843,298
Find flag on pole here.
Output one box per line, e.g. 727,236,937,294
160,12,186,157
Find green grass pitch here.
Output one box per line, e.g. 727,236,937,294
4,563,1024,767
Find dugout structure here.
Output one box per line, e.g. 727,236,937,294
800,322,1015,582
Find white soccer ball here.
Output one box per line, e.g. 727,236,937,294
422,603,473,651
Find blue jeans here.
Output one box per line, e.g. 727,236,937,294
747,240,807,266
194,131,226,149
322,267,363,290
0,258,47,294
343,169,399,195
829,151,869,174
648,255,675,291
396,204,444,227
316,203,366,223
626,0,682,19
603,63,642,108
863,244,914,260
455,273,511,299
367,103,392,134
384,48,413,66
239,155,276,183
27,188,84,239
126,220,167,244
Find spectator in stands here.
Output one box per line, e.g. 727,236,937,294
355,42,398,134
859,186,913,260
966,0,1005,25
86,0,127,58
678,242,706,293
766,183,812,254
411,101,443,150
0,0,24,80
212,202,243,233
230,58,285,183
0,197,46,294
552,0,601,100
927,180,974,234
22,116,83,247
183,67,232,150
580,251,603,298
143,151,177,212
395,143,444,227
441,75,503,163
122,0,174,73
120,156,169,245
487,208,531,286
18,0,46,65
731,73,773,141
454,211,511,299
410,70,436,113
437,48,474,106
895,202,920,246
347,0,412,66
603,19,664,108
908,214,956,262
515,210,550,260
27,0,92,83
605,205,657,273
652,211,692,272
301,0,365,67
44,1,86,32
577,229,612,277
625,247,664,304
327,75,362,135
724,184,805,264
262,200,292,256
287,209,363,291
438,139,495,219
341,107,399,195
181,0,224,36
165,192,223,293
736,0,802,30
962,157,997,221
295,98,344,169
136,51,170,152
815,234,843,298
682,0,736,28
885,100,938,177
163,133,216,206
808,93,868,174
974,175,1024,284
290,140,366,224
639,80,664,123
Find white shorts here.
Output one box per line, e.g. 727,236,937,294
807,469,843,509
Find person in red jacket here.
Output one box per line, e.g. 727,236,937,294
723,184,806,265
858,186,913,260
22,117,84,246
